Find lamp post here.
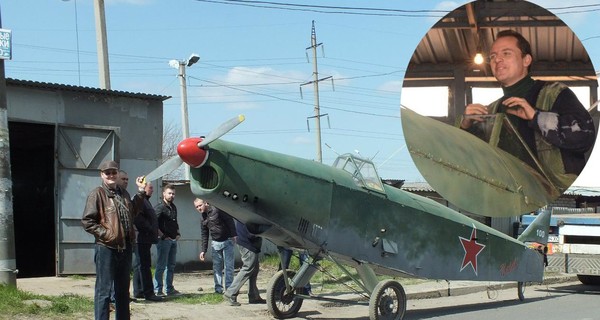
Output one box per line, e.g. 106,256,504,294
169,53,200,180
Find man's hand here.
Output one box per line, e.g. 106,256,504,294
135,176,146,191
461,103,488,129
502,97,536,120
199,252,205,261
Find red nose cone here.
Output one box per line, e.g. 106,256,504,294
177,137,209,168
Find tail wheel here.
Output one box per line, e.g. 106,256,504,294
577,274,600,285
266,270,304,319
517,282,526,301
369,279,407,320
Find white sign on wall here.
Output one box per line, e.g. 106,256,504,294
0,29,12,60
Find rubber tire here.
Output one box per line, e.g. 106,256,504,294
266,270,304,319
517,282,525,301
577,274,600,286
368,279,407,320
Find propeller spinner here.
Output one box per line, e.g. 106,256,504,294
143,115,245,182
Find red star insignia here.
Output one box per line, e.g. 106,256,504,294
459,227,486,275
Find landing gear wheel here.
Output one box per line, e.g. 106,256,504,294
517,282,526,301
369,279,407,320
266,270,304,319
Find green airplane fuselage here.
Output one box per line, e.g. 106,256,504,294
190,139,544,282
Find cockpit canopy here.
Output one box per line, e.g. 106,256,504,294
332,154,385,193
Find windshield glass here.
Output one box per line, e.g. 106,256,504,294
333,154,385,193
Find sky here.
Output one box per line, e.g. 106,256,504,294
2,0,600,187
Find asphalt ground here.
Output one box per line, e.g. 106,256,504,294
16,270,577,320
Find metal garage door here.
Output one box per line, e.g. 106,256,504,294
56,124,120,275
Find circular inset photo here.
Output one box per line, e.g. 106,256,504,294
401,0,597,216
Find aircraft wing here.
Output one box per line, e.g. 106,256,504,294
401,107,559,217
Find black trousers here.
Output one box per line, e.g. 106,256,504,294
137,242,154,298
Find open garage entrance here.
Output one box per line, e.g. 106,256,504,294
9,122,56,277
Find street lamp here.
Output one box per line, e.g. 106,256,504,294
169,53,200,180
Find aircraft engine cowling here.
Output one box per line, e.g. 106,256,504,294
177,137,209,168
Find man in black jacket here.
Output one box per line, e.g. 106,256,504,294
195,198,237,293
133,181,162,302
154,184,181,296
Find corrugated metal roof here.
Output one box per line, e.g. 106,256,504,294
405,0,596,84
7,78,171,101
565,186,600,197
400,181,435,192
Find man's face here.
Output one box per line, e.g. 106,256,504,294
163,188,175,202
489,36,531,87
194,200,207,213
101,169,119,188
118,172,129,189
145,183,154,197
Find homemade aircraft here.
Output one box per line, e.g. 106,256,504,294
146,115,551,320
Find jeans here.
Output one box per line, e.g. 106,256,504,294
211,239,235,293
154,238,177,294
94,243,132,320
224,245,260,300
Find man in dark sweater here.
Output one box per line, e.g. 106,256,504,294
195,198,237,294
223,221,266,306
133,181,162,302
460,30,595,190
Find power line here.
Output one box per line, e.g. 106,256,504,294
187,75,399,119
193,0,448,17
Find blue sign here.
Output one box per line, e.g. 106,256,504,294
0,29,12,60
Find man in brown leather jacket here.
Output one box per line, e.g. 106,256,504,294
82,160,145,320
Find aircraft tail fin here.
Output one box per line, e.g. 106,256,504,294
517,209,551,244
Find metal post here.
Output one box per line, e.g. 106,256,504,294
0,7,17,286
178,61,190,180
93,0,110,89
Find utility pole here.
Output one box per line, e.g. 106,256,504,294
169,54,200,180
0,6,17,286
94,0,110,89
301,21,331,163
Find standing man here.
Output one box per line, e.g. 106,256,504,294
154,184,182,297
194,198,237,294
460,29,595,190
223,220,266,306
133,181,163,302
116,169,137,302
82,160,144,320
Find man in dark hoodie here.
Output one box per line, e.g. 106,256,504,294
223,221,266,306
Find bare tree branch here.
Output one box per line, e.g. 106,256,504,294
163,120,184,180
